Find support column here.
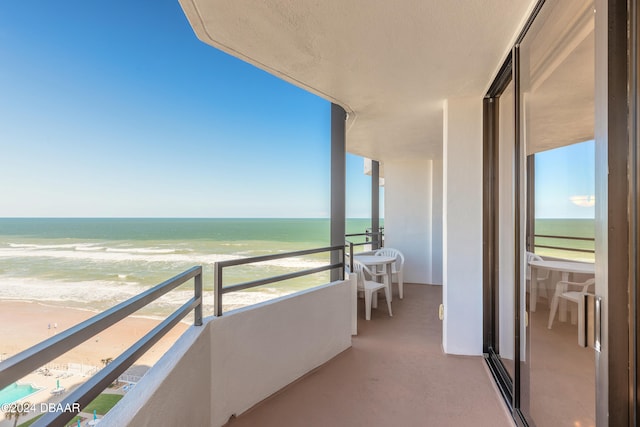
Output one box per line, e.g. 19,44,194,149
331,103,346,281
443,97,483,355
371,160,380,249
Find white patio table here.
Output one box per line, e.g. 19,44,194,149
353,254,396,302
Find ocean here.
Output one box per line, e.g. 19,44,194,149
0,218,377,317
0,217,591,318
534,218,595,262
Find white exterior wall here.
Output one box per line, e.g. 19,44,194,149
442,97,483,355
384,159,442,284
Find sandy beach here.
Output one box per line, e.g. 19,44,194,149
0,300,190,375
0,301,191,425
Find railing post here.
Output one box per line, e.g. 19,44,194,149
340,247,345,280
194,270,203,326
349,241,354,272
214,262,223,316
371,159,380,250
331,103,346,282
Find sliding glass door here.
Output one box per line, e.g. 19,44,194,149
518,1,597,425
479,0,640,424
483,0,640,423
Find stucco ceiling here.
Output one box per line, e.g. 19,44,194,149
179,0,537,161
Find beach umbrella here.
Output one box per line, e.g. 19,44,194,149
77,419,81,427
57,379,60,389
94,409,97,420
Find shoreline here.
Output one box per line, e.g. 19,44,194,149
0,298,179,322
0,300,189,369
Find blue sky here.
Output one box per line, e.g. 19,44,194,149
535,140,595,219
0,1,381,218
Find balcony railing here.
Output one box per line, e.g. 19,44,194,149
0,266,203,427
213,245,346,316
345,229,384,271
534,233,595,254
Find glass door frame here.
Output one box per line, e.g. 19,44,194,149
482,3,543,425
633,1,640,423
482,54,516,413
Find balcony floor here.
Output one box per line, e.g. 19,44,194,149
227,283,513,427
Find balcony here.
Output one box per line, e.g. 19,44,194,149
225,284,512,427
103,282,512,426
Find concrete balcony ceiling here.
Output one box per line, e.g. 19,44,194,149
179,0,536,161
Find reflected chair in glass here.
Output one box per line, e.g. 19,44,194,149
547,278,595,346
526,251,550,311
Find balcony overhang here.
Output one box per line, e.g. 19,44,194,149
179,0,536,162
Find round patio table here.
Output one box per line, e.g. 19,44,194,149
353,255,396,302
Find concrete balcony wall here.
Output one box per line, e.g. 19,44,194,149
102,321,213,426
207,280,353,426
102,280,353,427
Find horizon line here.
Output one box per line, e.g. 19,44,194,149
0,216,385,220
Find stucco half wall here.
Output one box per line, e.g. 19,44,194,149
101,280,353,427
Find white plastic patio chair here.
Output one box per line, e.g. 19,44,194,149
526,251,550,311
375,248,405,299
352,261,392,320
547,278,595,345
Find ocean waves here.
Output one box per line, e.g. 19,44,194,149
0,217,351,315
0,238,331,316
0,276,297,318
0,276,147,305
0,242,327,270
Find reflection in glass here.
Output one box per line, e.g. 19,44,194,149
519,0,596,425
535,141,595,262
497,81,515,379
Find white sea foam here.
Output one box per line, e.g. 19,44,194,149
0,245,240,265
0,276,296,316
9,243,92,250
256,257,326,269
0,243,327,269
105,247,177,255
75,246,107,252
0,277,146,305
